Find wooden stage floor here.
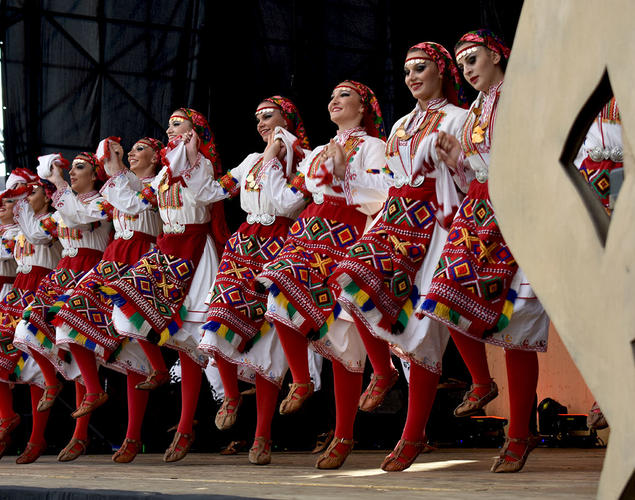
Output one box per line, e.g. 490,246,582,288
0,448,604,499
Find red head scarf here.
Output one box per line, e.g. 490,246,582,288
408,41,468,108
259,96,310,149
173,108,222,178
455,29,511,61
75,152,108,183
333,81,386,140
137,137,164,153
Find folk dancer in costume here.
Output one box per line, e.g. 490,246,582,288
257,81,390,469
574,97,621,430
13,152,113,462
419,30,550,473
52,137,164,463
198,96,311,465
575,97,622,213
101,108,230,462
329,42,472,470
0,171,62,463
0,175,26,459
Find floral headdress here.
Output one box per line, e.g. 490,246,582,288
334,80,386,140
259,96,310,150
174,108,222,177
75,152,107,183
408,41,468,108
454,29,511,61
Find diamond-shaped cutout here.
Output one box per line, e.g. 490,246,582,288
560,70,618,247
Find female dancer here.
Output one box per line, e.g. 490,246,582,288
198,96,311,465
14,152,112,462
258,81,389,469
420,30,550,473
330,42,470,469
52,137,164,463
575,98,621,430
102,108,229,462
0,183,23,459
0,175,62,463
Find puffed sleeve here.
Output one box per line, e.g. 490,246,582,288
13,199,56,245
214,153,262,200
343,138,391,215
164,141,229,204
260,156,310,214
51,186,111,226
0,227,17,261
101,170,158,215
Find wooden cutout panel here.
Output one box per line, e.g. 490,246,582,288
488,1,635,498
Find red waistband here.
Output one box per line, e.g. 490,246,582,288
0,276,14,286
59,248,104,272
388,177,436,200
238,217,293,238
467,179,489,200
158,223,211,262
301,195,367,233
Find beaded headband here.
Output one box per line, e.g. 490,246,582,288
404,57,433,68
455,29,511,60
455,45,480,63
255,106,279,116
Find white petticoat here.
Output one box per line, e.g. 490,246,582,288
111,235,217,366
266,294,366,373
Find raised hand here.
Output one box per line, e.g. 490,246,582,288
184,130,200,167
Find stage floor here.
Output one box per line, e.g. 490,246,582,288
0,448,604,499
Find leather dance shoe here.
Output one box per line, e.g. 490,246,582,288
279,382,314,415
248,436,272,465
454,381,498,417
358,368,399,412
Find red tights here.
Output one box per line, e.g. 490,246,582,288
28,385,50,445
275,321,312,399
449,329,492,400
138,339,167,374
505,349,538,440
255,375,279,441
332,359,362,439
0,382,14,420
29,350,59,388
354,317,394,377
401,363,440,442
68,344,103,404
214,354,240,401
72,381,91,440
125,371,150,441
0,383,51,446
176,352,202,435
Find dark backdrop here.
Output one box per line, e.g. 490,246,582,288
2,0,523,232
0,0,524,455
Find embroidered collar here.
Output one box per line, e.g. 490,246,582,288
335,126,365,145
485,80,504,99
77,190,98,203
